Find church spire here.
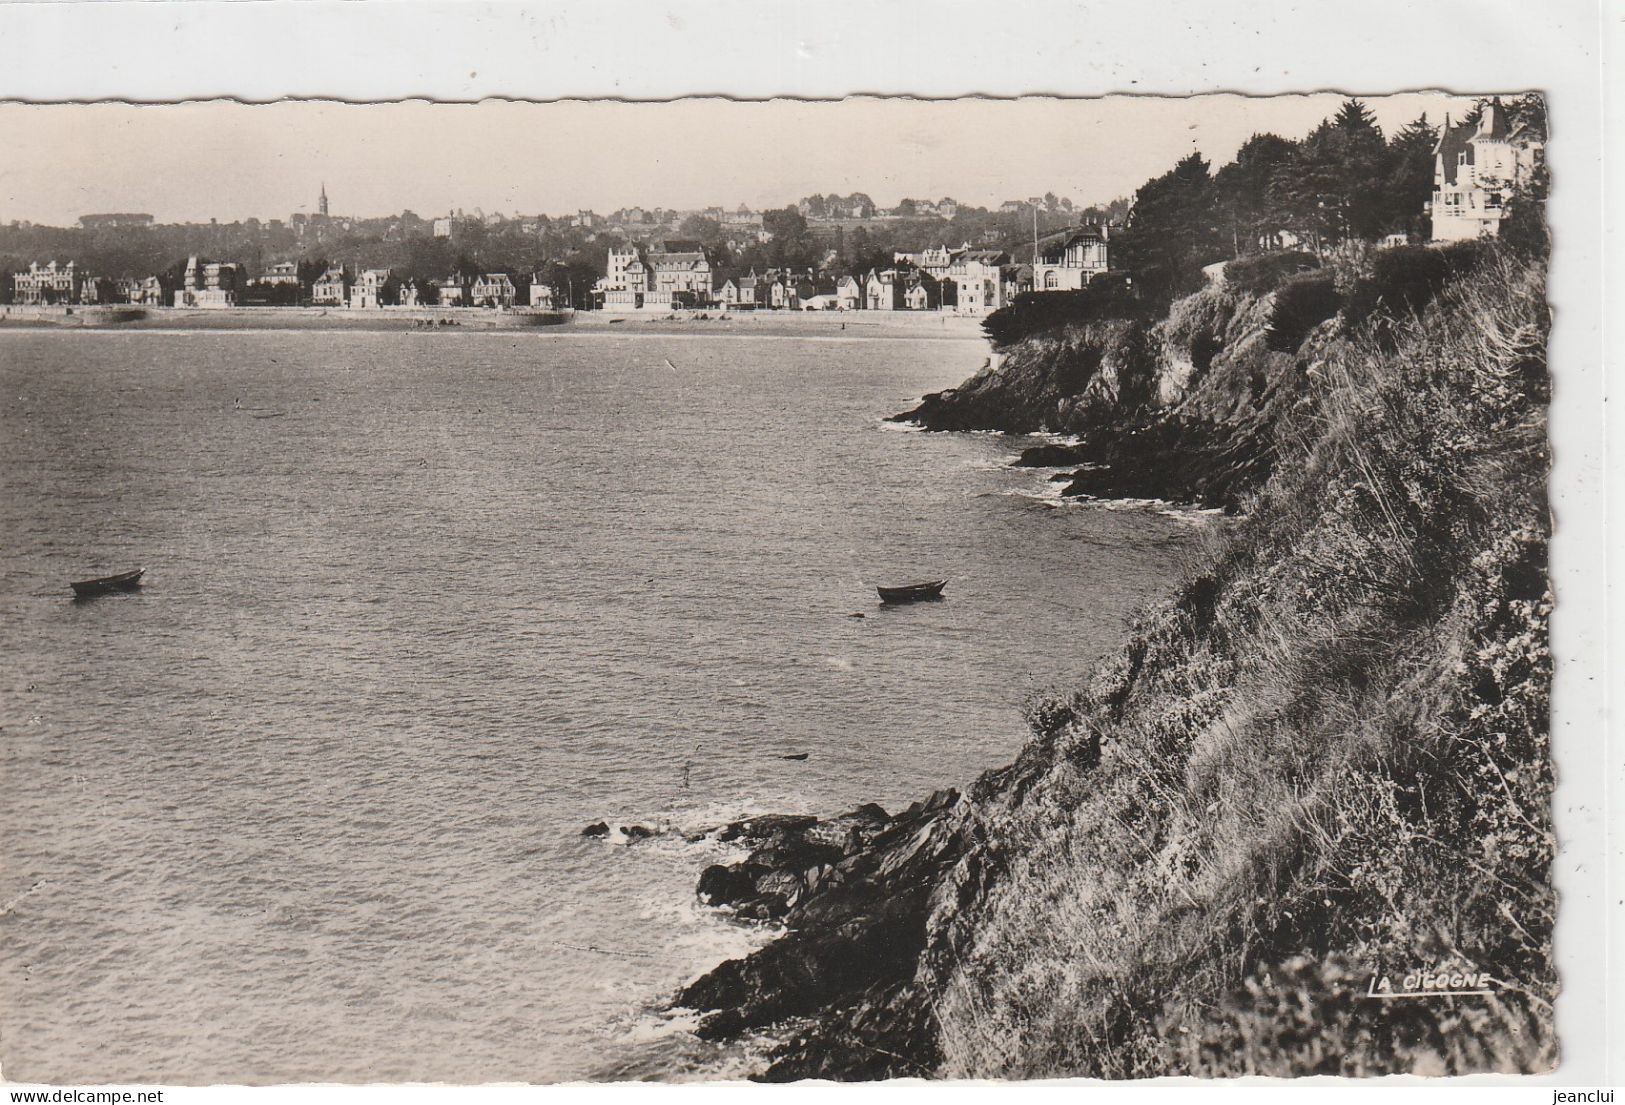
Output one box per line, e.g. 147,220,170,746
319,182,329,218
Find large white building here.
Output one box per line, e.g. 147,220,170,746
172,256,244,308
11,260,88,305
261,261,302,287
648,241,713,305
350,269,396,308
1427,100,1545,242
597,241,714,309
945,249,1011,313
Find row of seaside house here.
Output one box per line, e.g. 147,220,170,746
4,257,561,309
6,226,1112,312
595,226,1111,313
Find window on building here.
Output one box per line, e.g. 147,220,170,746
1044,271,1058,290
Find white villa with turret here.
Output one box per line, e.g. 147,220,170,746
1427,100,1544,242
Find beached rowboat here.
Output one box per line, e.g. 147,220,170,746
70,568,144,597
876,579,947,604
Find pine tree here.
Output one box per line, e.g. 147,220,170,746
1212,132,1296,255
1382,114,1440,240
1114,152,1220,304
1332,99,1389,240
1333,98,1379,135
1272,102,1388,251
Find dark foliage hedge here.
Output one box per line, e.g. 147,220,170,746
981,271,1141,347
1343,241,1490,333
1223,250,1321,296
1265,273,1342,352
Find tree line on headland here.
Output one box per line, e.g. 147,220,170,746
1115,96,1546,303
976,95,1548,350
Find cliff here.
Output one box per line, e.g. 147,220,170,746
674,246,1554,1079
893,273,1314,510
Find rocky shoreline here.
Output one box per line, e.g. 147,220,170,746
642,293,1299,1079
674,792,963,1081
595,790,966,1080
889,363,1291,514
644,249,1554,1081
880,279,1318,512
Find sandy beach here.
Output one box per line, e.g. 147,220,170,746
0,303,990,340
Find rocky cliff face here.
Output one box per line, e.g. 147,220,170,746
673,251,1555,1080
893,280,1306,510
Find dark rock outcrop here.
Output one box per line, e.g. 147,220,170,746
674,795,965,1079
1014,442,1090,468
891,283,1318,511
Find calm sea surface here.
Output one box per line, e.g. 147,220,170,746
0,328,1198,1083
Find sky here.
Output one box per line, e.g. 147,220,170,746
0,93,1485,226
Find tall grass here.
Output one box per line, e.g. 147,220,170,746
926,246,1553,1078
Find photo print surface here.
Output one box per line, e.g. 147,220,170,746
0,92,1554,1083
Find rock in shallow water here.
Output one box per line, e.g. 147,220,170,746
1016,442,1090,467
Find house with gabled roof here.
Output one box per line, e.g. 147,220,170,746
350,268,398,309
864,268,904,311
1427,99,1545,242
1033,224,1110,291
902,271,941,311
311,266,350,306
836,275,864,310
472,273,518,308
755,269,798,310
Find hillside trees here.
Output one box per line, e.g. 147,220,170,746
1382,114,1441,239
762,206,819,269
1113,152,1223,305
1212,133,1296,255
1111,98,1504,300
1268,102,1388,250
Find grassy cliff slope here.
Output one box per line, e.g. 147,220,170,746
925,247,1553,1076
678,246,1554,1079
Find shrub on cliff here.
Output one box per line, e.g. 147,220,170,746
1499,164,1552,262
1223,250,1320,295
1343,240,1490,336
980,273,1141,348
1265,272,1343,351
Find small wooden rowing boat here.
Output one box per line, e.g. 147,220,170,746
877,579,947,604
70,568,144,597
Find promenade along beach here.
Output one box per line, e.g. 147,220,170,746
0,302,990,339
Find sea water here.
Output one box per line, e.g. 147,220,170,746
0,328,1197,1082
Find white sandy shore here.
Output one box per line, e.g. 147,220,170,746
0,303,990,341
